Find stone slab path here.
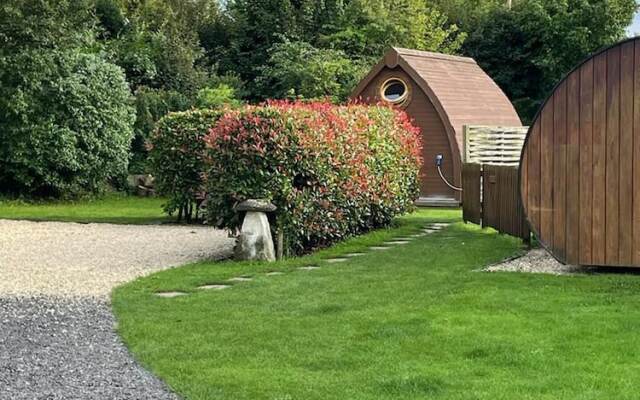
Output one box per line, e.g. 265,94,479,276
0,220,235,400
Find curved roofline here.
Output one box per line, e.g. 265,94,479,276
517,35,640,264
351,47,463,187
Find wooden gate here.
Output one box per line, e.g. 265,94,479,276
462,163,530,241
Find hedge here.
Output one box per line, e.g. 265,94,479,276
204,101,422,254
148,109,224,221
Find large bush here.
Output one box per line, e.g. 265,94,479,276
0,0,135,197
204,101,422,254
0,54,135,196
149,109,224,221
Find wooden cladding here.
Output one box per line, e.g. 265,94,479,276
462,163,481,224
463,163,530,241
520,38,640,267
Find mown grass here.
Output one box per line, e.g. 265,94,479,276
0,193,170,224
113,208,640,399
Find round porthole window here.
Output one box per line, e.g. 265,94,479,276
381,78,409,105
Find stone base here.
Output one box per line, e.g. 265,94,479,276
234,211,276,262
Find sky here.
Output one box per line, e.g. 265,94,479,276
628,4,640,36
628,10,640,36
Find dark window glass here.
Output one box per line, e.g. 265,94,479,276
383,80,406,102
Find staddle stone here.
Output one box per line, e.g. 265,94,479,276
235,199,277,213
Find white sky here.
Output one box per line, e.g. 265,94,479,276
627,4,640,37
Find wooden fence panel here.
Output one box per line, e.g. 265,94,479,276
463,125,528,166
462,164,481,224
462,163,530,242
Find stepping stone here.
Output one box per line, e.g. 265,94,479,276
198,284,230,290
228,277,253,282
266,271,284,276
430,223,450,227
410,233,427,238
325,258,348,263
155,291,188,298
344,252,366,257
369,246,391,251
422,229,438,233
385,240,410,245
298,266,320,271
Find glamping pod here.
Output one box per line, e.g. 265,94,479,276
352,48,522,206
520,37,640,267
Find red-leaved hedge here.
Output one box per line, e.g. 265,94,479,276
204,101,422,254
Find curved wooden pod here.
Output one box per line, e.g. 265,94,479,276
520,37,640,267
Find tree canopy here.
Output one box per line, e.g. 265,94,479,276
1,0,637,197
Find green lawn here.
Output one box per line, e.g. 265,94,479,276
113,209,640,399
0,194,170,224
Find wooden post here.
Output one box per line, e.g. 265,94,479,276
276,226,284,260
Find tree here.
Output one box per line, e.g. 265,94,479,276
256,39,367,101
323,0,465,62
0,0,135,197
96,0,223,173
211,0,465,99
443,0,636,122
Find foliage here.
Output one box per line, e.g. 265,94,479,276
446,0,636,121
210,0,464,99
196,84,242,109
256,39,367,101
148,109,224,221
129,87,192,173
97,0,220,173
0,0,135,197
204,101,422,253
324,0,465,62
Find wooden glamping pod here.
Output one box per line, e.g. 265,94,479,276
520,37,640,267
352,48,522,206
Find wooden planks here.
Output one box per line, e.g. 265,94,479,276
539,99,555,251
462,163,482,224
592,51,607,265
634,40,640,265
463,164,529,240
553,82,567,261
566,72,580,265
605,46,620,264
520,38,640,267
526,120,541,231
579,59,594,265
620,41,634,265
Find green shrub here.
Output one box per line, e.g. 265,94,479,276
149,109,224,221
204,101,422,253
130,87,192,173
0,53,135,197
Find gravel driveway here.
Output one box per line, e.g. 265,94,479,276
0,220,234,399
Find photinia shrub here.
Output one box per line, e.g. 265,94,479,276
149,109,224,221
204,101,422,254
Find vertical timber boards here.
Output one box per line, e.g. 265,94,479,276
520,38,640,267
462,163,482,224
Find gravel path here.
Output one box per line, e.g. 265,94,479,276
484,248,585,275
0,220,235,399
0,220,234,297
